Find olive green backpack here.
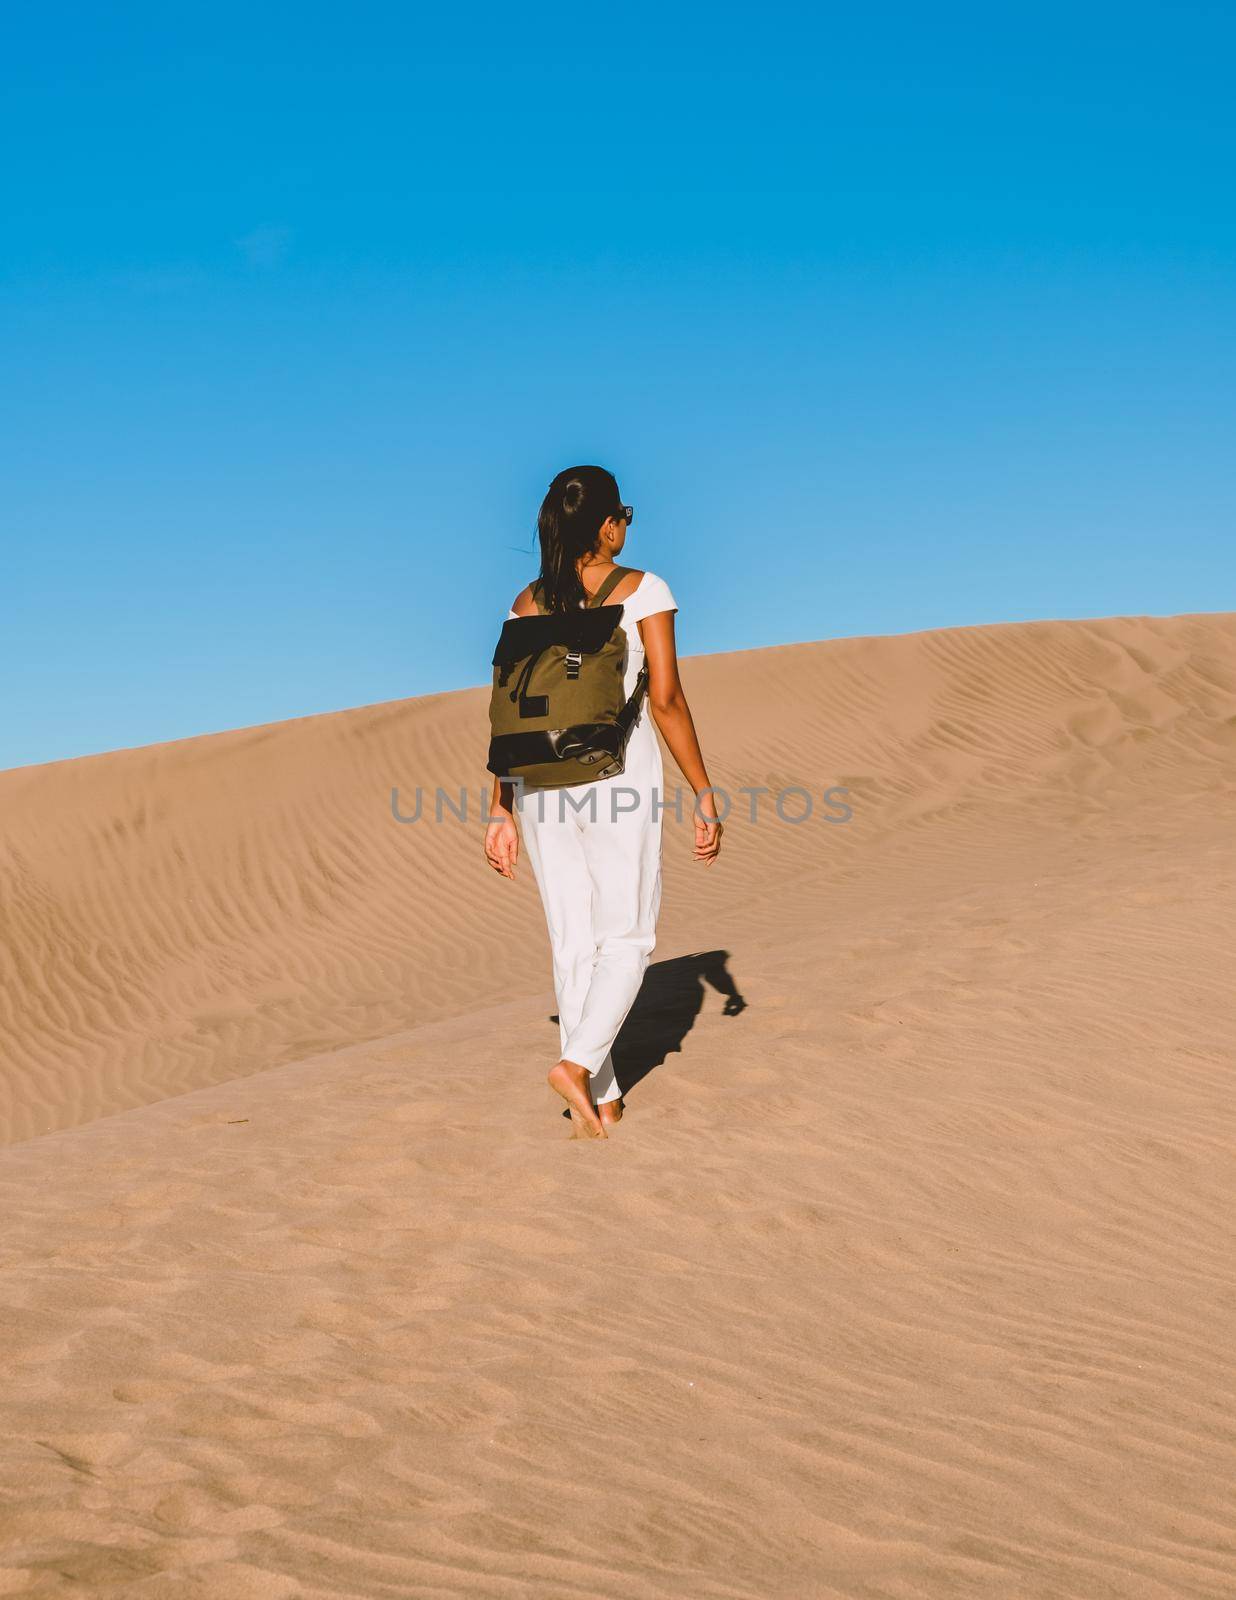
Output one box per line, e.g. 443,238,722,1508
487,566,649,791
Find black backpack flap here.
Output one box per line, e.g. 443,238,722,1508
492,605,623,668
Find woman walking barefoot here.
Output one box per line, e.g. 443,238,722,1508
484,465,722,1138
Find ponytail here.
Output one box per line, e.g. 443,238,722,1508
536,465,623,613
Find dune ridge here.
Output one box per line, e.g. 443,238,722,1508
2,611,1235,1597
3,611,1233,1145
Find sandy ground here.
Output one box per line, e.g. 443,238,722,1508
1,612,1235,1597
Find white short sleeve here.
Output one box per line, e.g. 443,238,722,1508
622,572,678,624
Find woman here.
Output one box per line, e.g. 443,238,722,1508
484,465,722,1139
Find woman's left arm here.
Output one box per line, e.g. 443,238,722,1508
640,611,723,865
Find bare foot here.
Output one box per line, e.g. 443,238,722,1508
547,1060,607,1139
598,1098,624,1127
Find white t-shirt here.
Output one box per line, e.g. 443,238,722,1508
506,570,678,699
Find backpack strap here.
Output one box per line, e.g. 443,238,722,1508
587,565,632,607
531,567,631,612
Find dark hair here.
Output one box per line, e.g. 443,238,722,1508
536,465,624,613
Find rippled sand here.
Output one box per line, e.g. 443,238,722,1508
2,612,1234,1596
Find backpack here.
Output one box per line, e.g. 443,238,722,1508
487,566,649,791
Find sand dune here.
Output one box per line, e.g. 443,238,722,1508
2,612,1235,1596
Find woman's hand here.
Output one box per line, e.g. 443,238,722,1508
484,815,519,879
693,792,724,867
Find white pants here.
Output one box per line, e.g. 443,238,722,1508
519,777,663,1104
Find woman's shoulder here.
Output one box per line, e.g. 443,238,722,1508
610,566,646,603
506,569,676,618
509,582,538,618
622,568,678,619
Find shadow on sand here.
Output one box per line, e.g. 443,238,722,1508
554,950,746,1109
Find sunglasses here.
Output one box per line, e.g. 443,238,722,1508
617,504,634,525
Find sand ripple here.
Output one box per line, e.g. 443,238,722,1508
2,612,1235,1594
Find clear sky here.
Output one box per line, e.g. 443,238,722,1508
4,2,1233,769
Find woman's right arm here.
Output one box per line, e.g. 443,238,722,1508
483,586,536,879
484,776,519,878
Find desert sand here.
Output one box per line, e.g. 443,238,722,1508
2,611,1235,1598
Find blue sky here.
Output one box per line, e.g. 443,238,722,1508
4,2,1233,769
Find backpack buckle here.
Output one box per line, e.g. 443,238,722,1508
564,649,583,680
